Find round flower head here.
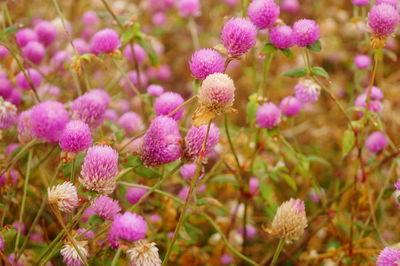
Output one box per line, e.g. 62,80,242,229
34,21,57,47
91,196,121,220
5,143,19,156
189,48,225,80
0,97,17,130
105,109,118,122
193,73,236,126
354,93,382,115
72,38,90,55
7,90,22,108
123,44,146,64
51,50,70,71
16,68,42,90
118,111,143,134
127,240,162,266
0,45,9,58
269,25,294,49
221,17,257,57
48,182,79,213
146,64,171,81
294,78,321,103
17,110,34,143
59,120,92,153
249,177,259,196
376,247,400,266
256,102,281,129
354,54,371,69
153,12,167,26
80,145,119,195
365,131,388,153
108,212,147,248
122,70,149,91
15,28,38,47
368,4,400,38
352,0,370,6
248,0,280,29
154,92,185,120
292,19,320,47
146,84,164,97
364,86,383,100
221,254,234,265
0,76,13,99
22,41,45,65
238,224,257,238
184,123,220,160
178,0,201,17
141,116,182,167
280,96,302,116
30,101,69,143
376,0,398,9
61,242,88,266
82,11,100,26
126,187,147,205
268,198,307,241
281,0,299,13
90,28,121,55
76,228,95,239
180,163,204,180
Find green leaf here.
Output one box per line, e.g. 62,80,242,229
281,174,297,191
123,155,143,168
121,23,140,45
246,101,258,123
342,129,355,157
311,66,329,78
193,79,201,93
259,182,277,211
283,67,307,77
261,43,277,54
135,36,159,67
307,40,322,52
280,48,293,58
134,165,161,178
4,25,18,34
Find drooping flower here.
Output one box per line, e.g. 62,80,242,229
91,196,121,220
48,182,79,213
376,247,400,266
118,111,143,134
0,97,17,130
127,240,162,266
184,123,220,160
59,120,92,153
221,17,257,57
108,212,147,248
292,19,320,47
269,25,294,50
189,48,225,80
90,28,121,55
126,187,148,205
256,102,281,129
365,131,388,153
154,92,185,120
248,0,280,29
294,78,321,103
60,242,88,266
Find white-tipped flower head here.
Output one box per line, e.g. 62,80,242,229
127,240,162,266
60,241,88,266
48,182,79,213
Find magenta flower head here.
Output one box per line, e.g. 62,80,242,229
281,0,299,13
123,44,146,64
376,0,398,9
269,25,294,49
0,76,13,100
34,21,57,47
59,120,92,153
364,86,383,100
122,70,148,90
90,28,121,55
73,38,90,55
292,19,320,47
294,78,321,103
7,90,21,108
354,93,382,114
91,196,121,220
0,236,3,250
256,102,281,129
22,41,45,65
17,110,34,143
280,96,301,116
238,224,257,238
155,92,185,120
126,187,147,205
0,45,9,58
352,0,370,6
221,254,234,265
376,247,400,266
70,90,110,129
141,116,182,167
189,48,225,80
147,84,164,97
118,111,143,134
51,50,70,71
30,101,69,143
248,0,280,29
80,145,119,195
153,12,167,26
15,28,38,47
365,131,388,153
16,68,42,90
108,212,147,248
249,177,260,196
184,123,220,160
221,17,257,57
178,0,201,17
180,163,198,179
368,3,400,42
354,54,371,69
82,11,100,26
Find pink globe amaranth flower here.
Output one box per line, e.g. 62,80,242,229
34,21,57,47
221,17,257,57
292,19,320,47
180,163,196,179
152,12,167,25
377,0,398,9
73,38,90,55
150,214,161,223
82,11,100,26
248,0,280,29
238,224,257,238
118,111,143,134
91,196,121,220
76,228,95,239
30,101,69,143
364,86,383,100
90,28,121,55
70,90,110,129
376,247,400,266
368,4,400,37
61,242,88,266
148,0,175,12
5,143,19,156
17,110,34,143
178,0,201,17
141,116,182,167
15,28,38,47
7,89,22,107
0,169,18,187
256,102,281,129
122,70,149,91
146,65,171,81
0,76,13,100
184,123,220,160
365,131,388,153
281,0,299,13
108,212,147,248
0,45,9,58
22,41,45,65
126,187,147,205
178,186,190,200
249,177,259,196
294,78,321,103
16,68,42,90
221,254,234,265
48,182,79,213
51,50,71,71
352,0,370,6
280,96,301,116
189,48,225,80
155,92,185,120
354,54,371,69
269,25,294,50
123,44,146,64
80,145,119,195
354,93,382,115
13,221,26,234
146,84,164,97
59,120,92,153
105,109,118,122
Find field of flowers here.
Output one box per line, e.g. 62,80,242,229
0,0,399,265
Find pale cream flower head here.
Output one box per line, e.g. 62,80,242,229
48,181,79,213
126,240,162,266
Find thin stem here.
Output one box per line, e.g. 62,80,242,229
224,114,242,175
188,17,200,50
111,246,122,266
270,238,285,266
258,52,274,97
100,0,124,29
0,138,38,176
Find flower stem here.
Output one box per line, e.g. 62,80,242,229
188,17,200,50
258,52,274,98
224,114,241,175
110,246,122,266
270,238,285,266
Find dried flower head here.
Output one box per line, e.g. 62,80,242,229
60,242,88,266
127,240,162,266
0,97,17,130
48,182,79,213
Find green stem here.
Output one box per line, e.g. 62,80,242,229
100,0,124,29
258,52,274,97
0,139,37,177
110,246,122,266
224,114,241,175
270,238,285,266
188,17,200,50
